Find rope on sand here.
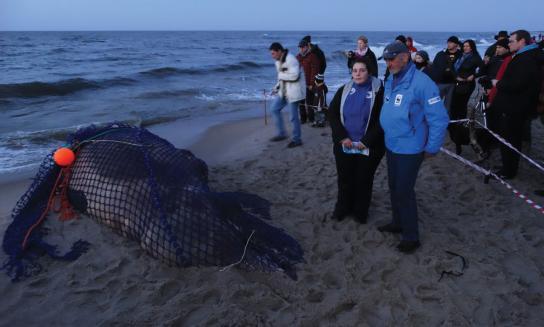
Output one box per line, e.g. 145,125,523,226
219,230,255,272
440,147,544,215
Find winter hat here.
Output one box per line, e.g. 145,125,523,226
495,38,509,50
302,35,311,43
298,39,309,47
395,35,407,44
382,42,409,60
494,30,508,40
415,50,430,62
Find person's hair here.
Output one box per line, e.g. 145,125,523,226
511,30,531,44
357,35,368,43
269,42,284,51
352,57,369,69
463,39,480,56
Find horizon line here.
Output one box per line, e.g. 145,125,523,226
0,29,511,33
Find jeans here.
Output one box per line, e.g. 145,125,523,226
271,96,301,143
386,150,424,241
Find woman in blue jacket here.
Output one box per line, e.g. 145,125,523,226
328,58,385,224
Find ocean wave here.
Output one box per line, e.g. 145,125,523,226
135,89,201,99
0,77,137,98
140,114,190,127
0,119,143,147
139,61,268,77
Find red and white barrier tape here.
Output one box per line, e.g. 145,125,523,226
449,118,544,173
440,147,544,215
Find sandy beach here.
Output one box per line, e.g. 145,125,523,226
2,113,544,326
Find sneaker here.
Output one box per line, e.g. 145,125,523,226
287,141,302,148
377,223,402,234
270,135,287,142
396,240,421,254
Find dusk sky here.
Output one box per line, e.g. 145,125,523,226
1,0,543,32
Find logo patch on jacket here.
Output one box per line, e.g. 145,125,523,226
394,94,403,106
349,87,356,95
428,96,441,105
366,91,372,99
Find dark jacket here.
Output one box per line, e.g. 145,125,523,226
494,46,544,118
296,51,320,87
311,44,327,74
485,43,497,59
347,48,379,77
329,78,384,150
454,52,482,79
431,49,462,83
478,53,509,89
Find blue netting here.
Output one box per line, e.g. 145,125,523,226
2,123,304,281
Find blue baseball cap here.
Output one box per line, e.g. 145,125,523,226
382,42,409,60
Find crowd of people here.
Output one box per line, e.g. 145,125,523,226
268,30,544,253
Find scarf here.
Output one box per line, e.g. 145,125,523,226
454,52,473,72
355,47,368,57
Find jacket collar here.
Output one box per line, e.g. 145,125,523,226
513,43,538,57
389,61,416,91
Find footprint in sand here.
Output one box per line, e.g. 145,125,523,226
414,283,441,303
305,289,325,303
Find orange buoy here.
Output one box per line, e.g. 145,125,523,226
53,147,75,167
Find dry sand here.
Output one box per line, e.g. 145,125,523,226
2,114,544,326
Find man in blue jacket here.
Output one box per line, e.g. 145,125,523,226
378,42,449,253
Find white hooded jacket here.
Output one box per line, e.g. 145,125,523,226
274,50,306,103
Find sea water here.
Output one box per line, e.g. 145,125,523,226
0,31,504,174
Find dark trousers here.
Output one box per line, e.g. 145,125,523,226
299,88,315,123
333,144,384,220
448,83,475,146
386,150,424,241
497,113,525,177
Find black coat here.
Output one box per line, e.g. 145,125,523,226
494,47,544,118
431,49,462,84
328,83,385,150
347,49,379,78
311,44,327,74
454,53,482,79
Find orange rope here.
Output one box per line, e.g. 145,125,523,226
21,151,78,249
21,169,64,250
55,167,77,221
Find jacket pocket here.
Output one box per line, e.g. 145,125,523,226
382,104,413,138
